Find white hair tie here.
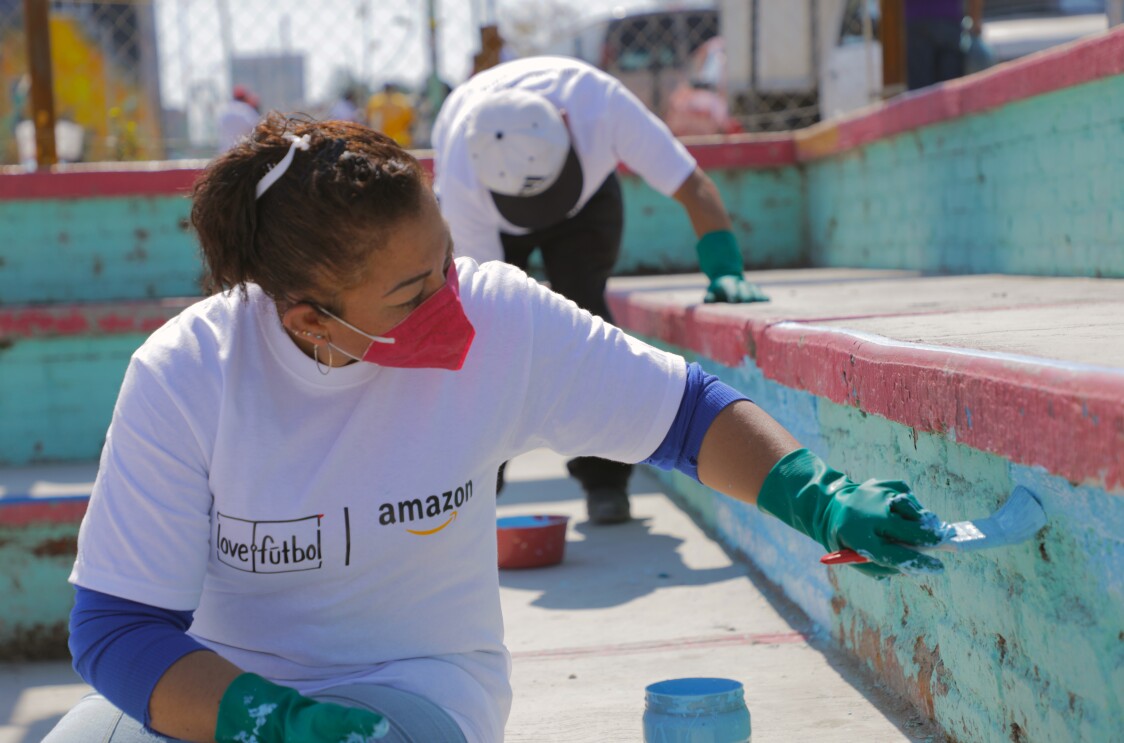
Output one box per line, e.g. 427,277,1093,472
255,133,311,199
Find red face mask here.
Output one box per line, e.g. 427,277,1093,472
320,262,476,370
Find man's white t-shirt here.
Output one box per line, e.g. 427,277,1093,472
432,57,698,263
70,258,686,743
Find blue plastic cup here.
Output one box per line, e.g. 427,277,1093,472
643,677,751,742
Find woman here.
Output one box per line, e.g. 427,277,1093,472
45,115,947,743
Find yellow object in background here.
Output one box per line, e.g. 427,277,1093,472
2,13,161,162
366,87,415,148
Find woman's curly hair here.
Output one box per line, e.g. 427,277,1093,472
190,113,429,309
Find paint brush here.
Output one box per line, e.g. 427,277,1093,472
820,485,1047,565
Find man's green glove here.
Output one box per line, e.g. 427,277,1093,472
757,449,947,578
696,230,769,304
216,672,389,743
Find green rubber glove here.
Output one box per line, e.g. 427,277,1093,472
757,449,947,578
215,673,389,743
696,230,770,304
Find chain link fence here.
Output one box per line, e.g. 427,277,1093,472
3,0,1110,166
533,0,1109,135
2,0,477,165
3,0,867,165
537,0,876,136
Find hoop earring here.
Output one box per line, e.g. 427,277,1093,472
313,339,334,375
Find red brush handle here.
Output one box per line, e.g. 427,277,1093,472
820,549,870,565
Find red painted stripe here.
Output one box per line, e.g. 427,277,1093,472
755,324,1124,491
958,27,1124,118
616,136,797,177
605,291,1124,491
0,137,788,202
510,631,807,660
680,134,797,170
0,159,423,200
796,26,1124,161
0,299,200,339
0,498,88,526
605,292,760,368
824,84,962,156
0,165,201,200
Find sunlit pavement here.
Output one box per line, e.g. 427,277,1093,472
499,448,943,742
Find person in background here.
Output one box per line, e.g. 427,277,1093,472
905,0,985,90
108,106,140,161
430,56,770,524
216,84,261,152
366,82,415,147
327,88,365,124
42,114,948,743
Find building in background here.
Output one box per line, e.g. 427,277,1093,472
231,53,306,119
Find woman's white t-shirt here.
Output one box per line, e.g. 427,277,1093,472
70,258,686,742
432,56,698,263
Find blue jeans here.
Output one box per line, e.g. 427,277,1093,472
906,19,965,90
42,683,468,743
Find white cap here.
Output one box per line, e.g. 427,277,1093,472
465,89,570,197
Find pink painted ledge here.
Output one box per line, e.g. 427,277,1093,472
0,161,205,200
606,292,1124,493
795,25,1124,160
0,497,88,527
0,298,200,339
0,136,794,200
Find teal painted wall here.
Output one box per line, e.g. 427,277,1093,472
0,520,76,660
8,67,1118,308
0,196,200,304
806,75,1124,278
3,73,1121,308
0,165,805,468
0,335,143,464
0,165,809,467
635,340,1124,743
618,166,806,274
0,165,805,306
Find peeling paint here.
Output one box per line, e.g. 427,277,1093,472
0,621,70,662
31,535,78,557
0,521,81,660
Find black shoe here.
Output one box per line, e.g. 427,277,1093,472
585,487,631,524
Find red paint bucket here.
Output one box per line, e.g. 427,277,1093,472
496,515,570,569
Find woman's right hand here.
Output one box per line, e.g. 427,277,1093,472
756,448,948,577
215,673,389,742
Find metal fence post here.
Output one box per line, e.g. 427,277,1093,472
879,0,906,98
22,0,57,167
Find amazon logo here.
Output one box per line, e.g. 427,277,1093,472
378,479,474,536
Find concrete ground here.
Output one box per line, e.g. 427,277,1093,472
0,445,945,743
